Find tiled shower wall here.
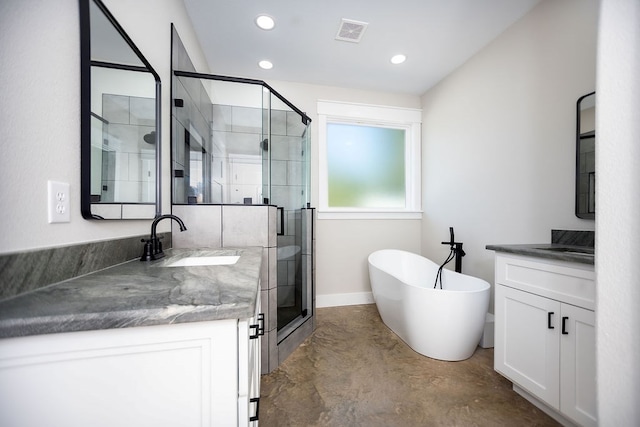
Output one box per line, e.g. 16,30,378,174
210,104,308,206
269,110,308,209
100,94,156,203
211,103,263,205
172,74,215,204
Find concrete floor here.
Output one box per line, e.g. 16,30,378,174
260,304,559,427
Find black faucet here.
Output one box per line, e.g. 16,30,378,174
140,214,187,261
441,226,466,273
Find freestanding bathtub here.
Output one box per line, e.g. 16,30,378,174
368,249,490,361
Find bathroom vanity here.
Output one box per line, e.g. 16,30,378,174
0,248,263,427
487,243,596,427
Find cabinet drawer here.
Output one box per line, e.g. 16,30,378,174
496,254,595,310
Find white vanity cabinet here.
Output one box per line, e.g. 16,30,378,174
494,253,596,427
0,300,263,427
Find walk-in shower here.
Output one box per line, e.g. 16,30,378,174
170,27,314,371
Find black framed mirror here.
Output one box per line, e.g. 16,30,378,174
575,92,595,219
79,0,161,219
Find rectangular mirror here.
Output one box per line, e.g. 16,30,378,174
575,92,595,219
79,0,161,219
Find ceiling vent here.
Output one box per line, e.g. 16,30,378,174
335,19,368,43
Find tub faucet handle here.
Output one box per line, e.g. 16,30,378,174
441,226,457,247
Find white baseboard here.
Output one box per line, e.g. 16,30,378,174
316,292,375,308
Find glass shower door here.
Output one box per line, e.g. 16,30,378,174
268,94,312,337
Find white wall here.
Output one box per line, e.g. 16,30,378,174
0,0,208,254
420,0,598,309
263,81,422,305
596,0,640,423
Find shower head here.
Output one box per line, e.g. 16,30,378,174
143,131,156,144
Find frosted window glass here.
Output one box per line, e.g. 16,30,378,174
327,123,405,208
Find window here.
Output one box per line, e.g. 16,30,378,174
326,123,406,208
318,100,422,219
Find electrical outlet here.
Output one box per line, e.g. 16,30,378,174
48,181,70,223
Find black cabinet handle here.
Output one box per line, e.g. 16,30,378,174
548,312,554,329
562,316,569,335
257,313,264,336
249,324,259,339
250,397,260,422
249,313,265,339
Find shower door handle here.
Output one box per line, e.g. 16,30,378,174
277,206,284,236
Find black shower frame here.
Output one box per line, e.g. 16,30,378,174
172,70,312,126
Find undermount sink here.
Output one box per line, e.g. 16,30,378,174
163,255,240,267
536,247,594,256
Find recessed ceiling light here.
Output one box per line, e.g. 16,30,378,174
390,54,407,65
258,60,273,70
255,15,275,30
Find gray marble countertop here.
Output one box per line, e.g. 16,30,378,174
0,247,262,339
486,243,594,265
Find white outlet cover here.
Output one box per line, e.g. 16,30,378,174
48,180,70,223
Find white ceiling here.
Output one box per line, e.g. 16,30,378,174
183,0,542,96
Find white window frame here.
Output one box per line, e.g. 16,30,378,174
318,100,422,220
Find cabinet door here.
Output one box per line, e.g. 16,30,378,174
495,285,560,409
0,320,238,427
560,304,597,427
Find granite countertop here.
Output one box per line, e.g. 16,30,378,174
0,247,262,339
486,243,594,265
